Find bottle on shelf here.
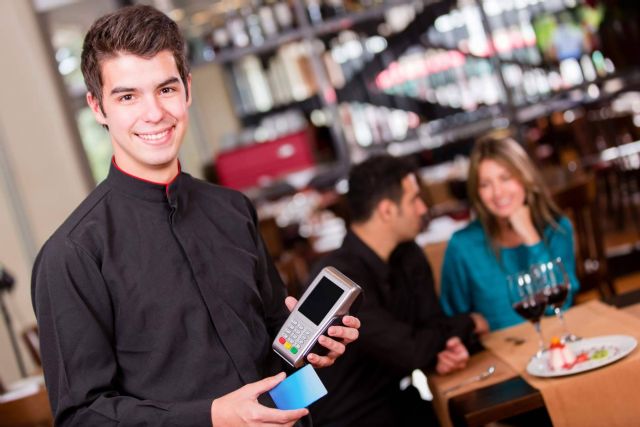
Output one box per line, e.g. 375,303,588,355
257,0,279,39
242,55,274,112
335,102,419,149
322,0,346,20
305,0,324,24
242,2,266,47
271,0,295,31
211,20,231,53
226,9,250,48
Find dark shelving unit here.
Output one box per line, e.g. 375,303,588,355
188,0,637,197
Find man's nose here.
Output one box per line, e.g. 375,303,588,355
143,96,164,122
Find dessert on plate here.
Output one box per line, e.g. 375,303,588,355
548,336,577,371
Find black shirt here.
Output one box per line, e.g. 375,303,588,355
309,231,476,426
32,163,289,426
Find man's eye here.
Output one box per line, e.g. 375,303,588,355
160,87,176,94
119,94,133,102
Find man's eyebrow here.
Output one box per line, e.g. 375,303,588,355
156,77,180,89
110,86,137,95
109,77,181,96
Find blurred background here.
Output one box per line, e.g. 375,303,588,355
1,0,640,388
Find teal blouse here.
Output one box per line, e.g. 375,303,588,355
439,216,579,331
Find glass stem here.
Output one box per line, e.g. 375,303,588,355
534,321,545,359
554,307,570,336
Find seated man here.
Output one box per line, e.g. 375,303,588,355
309,155,488,427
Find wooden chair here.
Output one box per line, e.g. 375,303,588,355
22,325,41,367
553,174,616,298
0,385,53,427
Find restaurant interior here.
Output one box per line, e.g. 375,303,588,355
1,0,640,425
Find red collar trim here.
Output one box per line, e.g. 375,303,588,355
111,156,181,186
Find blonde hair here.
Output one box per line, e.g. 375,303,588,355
467,133,562,252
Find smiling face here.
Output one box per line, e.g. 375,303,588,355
477,158,527,219
87,50,191,182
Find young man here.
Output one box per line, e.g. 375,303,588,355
309,155,488,426
31,6,359,426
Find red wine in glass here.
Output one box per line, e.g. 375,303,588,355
530,258,579,342
507,272,548,364
545,284,569,309
513,292,547,323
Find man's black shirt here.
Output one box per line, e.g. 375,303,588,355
309,231,476,426
32,163,289,426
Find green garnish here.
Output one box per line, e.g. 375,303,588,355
591,349,609,360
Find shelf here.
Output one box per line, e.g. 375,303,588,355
193,29,304,66
236,95,324,124
310,4,394,38
242,162,349,201
372,69,640,160
192,0,427,66
514,68,640,123
334,1,454,97
385,109,505,158
206,0,640,181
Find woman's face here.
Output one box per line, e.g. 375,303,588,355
477,159,527,219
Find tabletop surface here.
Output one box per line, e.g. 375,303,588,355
433,296,640,427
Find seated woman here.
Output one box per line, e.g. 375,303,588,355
440,134,579,330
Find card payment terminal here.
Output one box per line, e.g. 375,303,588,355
273,266,362,368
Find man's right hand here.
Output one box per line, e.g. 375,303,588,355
211,372,308,426
435,337,469,375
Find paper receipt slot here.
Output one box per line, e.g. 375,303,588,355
273,266,362,368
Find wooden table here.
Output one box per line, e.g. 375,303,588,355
436,297,640,427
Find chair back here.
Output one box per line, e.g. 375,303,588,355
22,325,41,367
553,174,616,298
0,386,53,427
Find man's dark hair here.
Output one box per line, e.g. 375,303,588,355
80,5,190,113
347,155,418,223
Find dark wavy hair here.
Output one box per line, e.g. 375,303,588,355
80,5,190,114
347,155,418,223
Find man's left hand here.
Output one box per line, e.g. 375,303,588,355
285,296,360,368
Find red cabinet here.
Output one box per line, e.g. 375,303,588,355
216,130,316,190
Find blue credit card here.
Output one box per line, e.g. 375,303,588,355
269,365,328,410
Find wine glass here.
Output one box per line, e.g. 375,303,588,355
506,270,548,363
530,258,579,342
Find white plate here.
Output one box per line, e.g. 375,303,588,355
526,335,637,378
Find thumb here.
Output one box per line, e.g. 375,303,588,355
285,296,298,312
446,336,461,349
245,372,287,396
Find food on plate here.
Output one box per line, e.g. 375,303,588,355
591,348,609,360
548,336,577,371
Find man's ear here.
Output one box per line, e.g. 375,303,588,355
376,198,397,222
86,92,107,125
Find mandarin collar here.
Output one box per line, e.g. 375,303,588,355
105,160,182,205
343,231,389,281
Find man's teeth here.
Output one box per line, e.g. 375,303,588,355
138,129,169,141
